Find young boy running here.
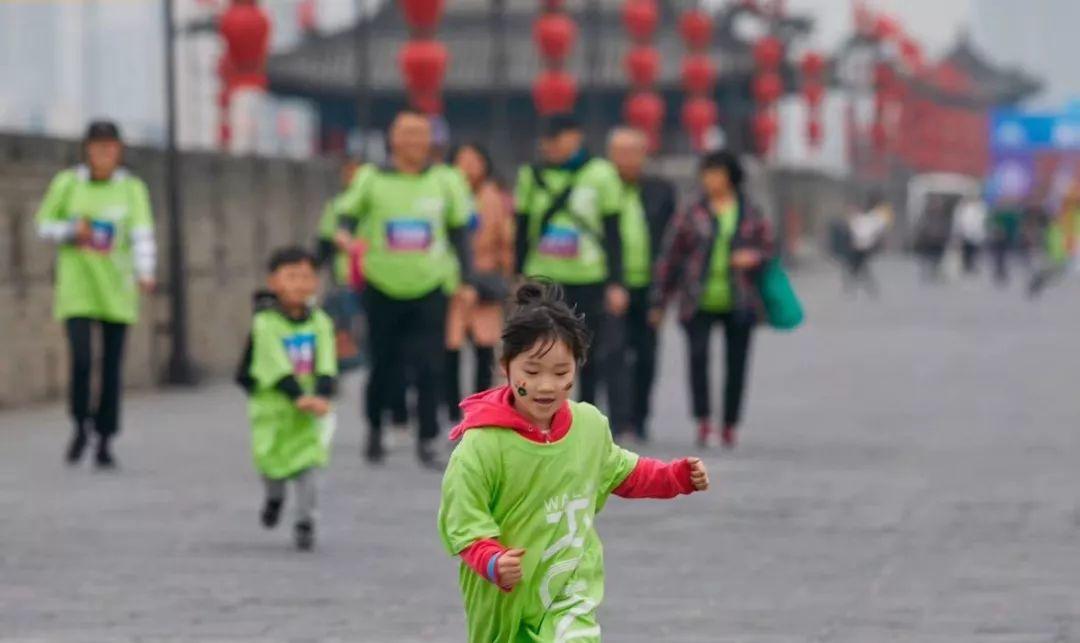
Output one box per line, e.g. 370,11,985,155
236,247,337,550
438,281,709,642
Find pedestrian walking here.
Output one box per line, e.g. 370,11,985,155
648,150,774,449
989,198,1023,286
235,247,337,551
514,114,628,406
954,193,988,275
444,142,514,420
35,120,156,469
844,193,891,297
915,194,953,283
1029,182,1080,297
438,281,709,643
605,127,676,442
336,109,475,468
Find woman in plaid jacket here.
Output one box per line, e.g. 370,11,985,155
648,150,774,449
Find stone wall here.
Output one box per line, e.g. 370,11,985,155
0,134,338,408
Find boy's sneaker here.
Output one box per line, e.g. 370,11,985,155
261,498,283,529
294,521,315,551
65,422,89,465
95,439,118,470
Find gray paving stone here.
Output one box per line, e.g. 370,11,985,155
1,260,1079,642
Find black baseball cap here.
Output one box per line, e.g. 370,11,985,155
540,114,582,139
85,120,121,142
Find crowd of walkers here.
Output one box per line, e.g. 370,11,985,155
313,110,782,468
33,111,797,557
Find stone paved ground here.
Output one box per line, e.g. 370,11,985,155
1,259,1079,642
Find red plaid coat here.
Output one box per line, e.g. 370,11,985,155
649,194,775,323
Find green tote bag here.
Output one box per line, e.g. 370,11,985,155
757,258,804,331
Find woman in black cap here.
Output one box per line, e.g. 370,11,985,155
35,120,157,468
648,150,774,450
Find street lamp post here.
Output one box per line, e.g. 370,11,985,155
162,0,196,385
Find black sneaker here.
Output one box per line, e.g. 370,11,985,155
94,439,117,470
365,433,386,464
417,440,445,471
294,521,315,551
65,423,88,465
261,498,283,529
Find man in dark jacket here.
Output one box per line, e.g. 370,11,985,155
605,127,676,441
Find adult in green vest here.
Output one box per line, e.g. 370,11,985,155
605,127,676,442
513,114,628,405
336,110,474,468
35,121,157,469
649,150,774,450
315,157,366,372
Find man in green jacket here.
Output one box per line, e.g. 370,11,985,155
336,110,475,468
514,115,628,405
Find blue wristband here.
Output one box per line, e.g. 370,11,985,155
487,553,501,583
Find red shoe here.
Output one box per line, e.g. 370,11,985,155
696,421,714,448
721,425,738,450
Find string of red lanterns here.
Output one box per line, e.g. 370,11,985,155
801,50,825,149
678,8,717,151
752,34,784,156
397,0,448,114
622,0,664,150
533,1,578,116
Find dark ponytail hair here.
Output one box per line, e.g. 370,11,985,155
501,280,591,367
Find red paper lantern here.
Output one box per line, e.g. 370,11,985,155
753,71,783,103
399,40,449,95
533,71,578,115
753,36,783,69
624,91,665,131
681,97,718,136
753,109,778,152
681,55,716,94
873,15,900,41
398,0,445,32
806,118,823,147
534,13,577,62
753,110,777,138
803,80,825,107
900,37,923,70
220,4,271,73
800,51,825,78
625,47,661,87
622,0,659,41
297,0,316,34
678,10,712,49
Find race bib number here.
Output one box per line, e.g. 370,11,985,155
538,226,580,259
82,220,116,253
386,219,433,252
283,333,316,375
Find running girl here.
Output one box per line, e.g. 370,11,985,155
438,281,709,642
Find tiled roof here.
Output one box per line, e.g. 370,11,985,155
267,3,801,97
